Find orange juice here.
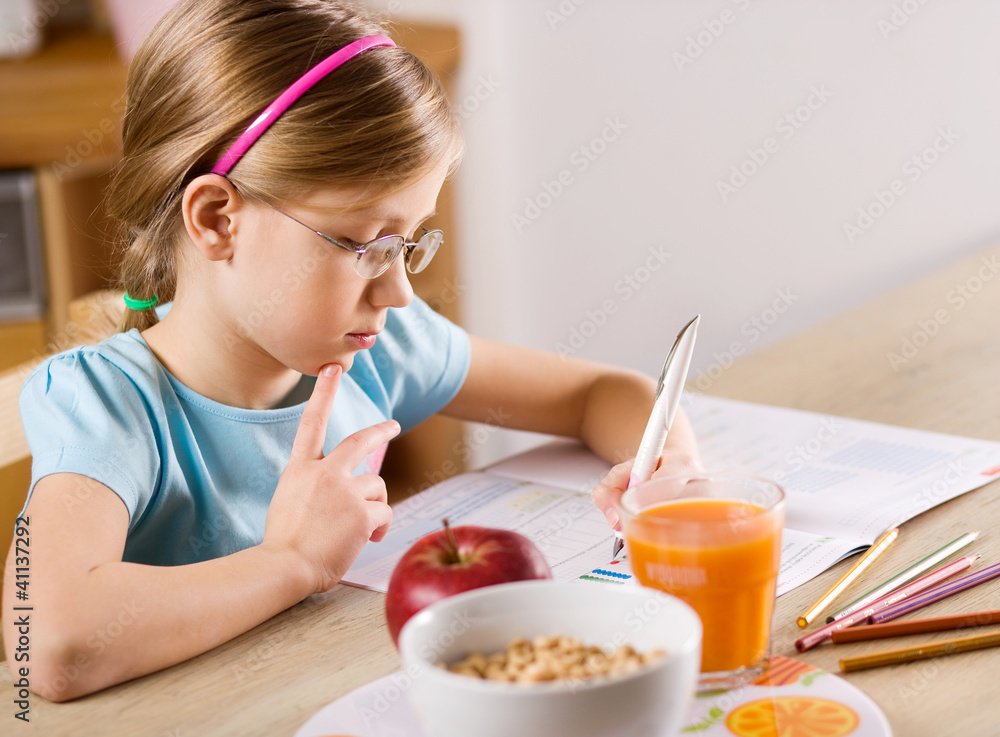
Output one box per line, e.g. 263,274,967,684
625,498,782,674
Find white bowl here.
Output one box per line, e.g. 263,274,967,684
398,580,702,737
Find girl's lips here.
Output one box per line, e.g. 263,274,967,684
347,333,378,349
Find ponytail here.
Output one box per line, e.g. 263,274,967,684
115,197,180,332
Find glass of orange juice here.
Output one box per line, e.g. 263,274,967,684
619,473,784,692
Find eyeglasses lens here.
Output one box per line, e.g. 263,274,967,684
357,237,404,278
406,230,443,274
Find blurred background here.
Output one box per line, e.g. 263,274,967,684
359,0,1000,464
1,0,998,503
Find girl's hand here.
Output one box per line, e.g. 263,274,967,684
263,363,400,594
591,450,705,530
650,448,706,479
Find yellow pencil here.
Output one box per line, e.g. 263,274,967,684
839,629,1000,672
796,527,899,629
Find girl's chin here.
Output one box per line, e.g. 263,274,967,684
303,353,355,377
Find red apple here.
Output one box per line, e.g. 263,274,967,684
385,518,552,646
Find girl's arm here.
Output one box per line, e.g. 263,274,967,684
1,365,397,701
2,478,310,701
442,336,703,523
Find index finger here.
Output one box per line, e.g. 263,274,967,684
327,418,401,472
290,364,342,462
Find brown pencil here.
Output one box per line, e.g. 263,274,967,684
831,609,1000,643
839,629,1000,672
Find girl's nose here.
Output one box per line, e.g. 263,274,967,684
369,252,414,309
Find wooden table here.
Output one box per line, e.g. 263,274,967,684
4,246,1000,735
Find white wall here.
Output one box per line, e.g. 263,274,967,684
371,0,1000,463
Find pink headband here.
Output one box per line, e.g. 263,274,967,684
211,34,396,176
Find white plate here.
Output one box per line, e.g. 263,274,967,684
295,656,892,737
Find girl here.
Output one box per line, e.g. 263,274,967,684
2,0,700,700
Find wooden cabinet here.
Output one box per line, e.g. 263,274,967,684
0,27,125,368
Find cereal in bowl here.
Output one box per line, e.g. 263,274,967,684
445,635,665,683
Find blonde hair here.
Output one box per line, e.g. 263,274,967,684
108,0,463,332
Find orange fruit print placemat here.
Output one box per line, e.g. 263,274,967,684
682,655,889,737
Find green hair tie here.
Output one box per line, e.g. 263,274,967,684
123,292,158,310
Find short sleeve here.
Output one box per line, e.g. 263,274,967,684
352,297,471,433
19,350,160,522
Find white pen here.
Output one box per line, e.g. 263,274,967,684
612,314,700,559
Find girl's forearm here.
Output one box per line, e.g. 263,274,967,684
27,543,312,701
578,370,700,465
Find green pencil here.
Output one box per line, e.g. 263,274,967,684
826,530,979,623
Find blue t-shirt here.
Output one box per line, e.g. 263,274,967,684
18,297,470,566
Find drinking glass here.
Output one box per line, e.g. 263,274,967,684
619,473,785,691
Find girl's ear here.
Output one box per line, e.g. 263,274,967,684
181,174,244,262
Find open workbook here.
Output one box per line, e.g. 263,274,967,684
344,393,1000,596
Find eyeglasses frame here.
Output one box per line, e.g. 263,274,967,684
263,201,443,279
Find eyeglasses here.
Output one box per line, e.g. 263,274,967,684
265,202,444,279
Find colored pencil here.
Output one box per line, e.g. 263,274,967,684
796,527,899,629
839,629,1000,673
828,531,979,622
794,555,977,652
869,560,1000,624
832,609,1000,643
